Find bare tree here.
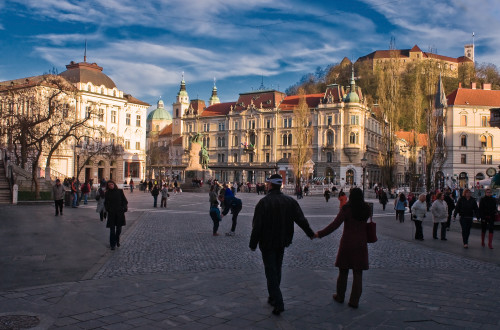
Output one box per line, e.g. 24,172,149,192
290,88,313,184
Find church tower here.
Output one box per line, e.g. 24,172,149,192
208,79,220,106
172,75,190,136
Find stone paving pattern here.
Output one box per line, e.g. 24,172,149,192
0,191,499,329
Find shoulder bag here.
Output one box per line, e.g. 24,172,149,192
367,217,377,243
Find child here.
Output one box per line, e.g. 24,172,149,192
209,202,222,236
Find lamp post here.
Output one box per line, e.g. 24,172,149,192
361,156,368,196
275,162,279,174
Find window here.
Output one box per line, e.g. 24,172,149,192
266,153,270,163
481,116,489,127
176,109,179,117
283,153,287,159
350,115,359,125
249,153,254,162
203,123,210,132
327,152,332,163
481,155,487,164
126,113,131,125
266,119,271,128
63,104,69,118
234,153,238,163
136,142,140,150
460,135,467,147
480,135,487,148
282,135,287,146
327,116,332,126
136,115,141,127
221,154,225,162
218,122,225,131
349,132,359,144
248,120,256,129
85,106,92,119
203,137,210,147
111,110,116,123
217,136,226,147
265,135,271,146
327,131,334,145
188,124,193,133
461,154,467,164
97,108,103,121
487,155,493,164
287,134,292,146
125,140,130,149
249,133,256,146
234,121,239,130
460,115,467,126
487,135,493,148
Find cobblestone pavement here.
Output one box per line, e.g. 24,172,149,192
1,191,499,329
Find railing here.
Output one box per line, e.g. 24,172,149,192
40,167,67,181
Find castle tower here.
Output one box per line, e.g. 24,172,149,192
464,44,474,62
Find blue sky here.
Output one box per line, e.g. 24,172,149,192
1,0,499,113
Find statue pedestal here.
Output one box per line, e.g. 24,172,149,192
185,169,213,181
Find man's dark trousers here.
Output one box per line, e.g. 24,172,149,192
261,247,285,310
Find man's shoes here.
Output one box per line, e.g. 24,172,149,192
213,233,219,236
60,212,63,216
55,213,58,216
225,231,235,236
116,242,120,247
433,236,438,239
348,302,358,309
464,244,468,248
272,307,284,315
441,238,447,241
267,297,275,306
111,246,115,250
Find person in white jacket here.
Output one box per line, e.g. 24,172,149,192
431,192,448,241
411,194,427,241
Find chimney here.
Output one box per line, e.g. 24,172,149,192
459,82,462,88
471,82,476,89
483,83,492,90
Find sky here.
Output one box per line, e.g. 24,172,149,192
1,0,499,114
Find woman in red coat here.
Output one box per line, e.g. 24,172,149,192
315,187,371,308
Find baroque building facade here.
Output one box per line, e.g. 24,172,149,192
0,60,149,184
152,72,384,187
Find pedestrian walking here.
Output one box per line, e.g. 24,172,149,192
52,179,65,216
315,187,372,309
338,190,347,209
430,192,448,240
479,188,497,249
379,189,388,211
209,185,221,236
104,180,128,250
160,184,169,208
151,184,160,208
394,193,408,223
444,189,455,231
324,188,331,202
220,186,242,236
411,194,427,241
249,174,315,316
453,189,479,248
70,178,78,208
148,180,153,193
129,179,134,193
96,183,106,221
80,180,90,205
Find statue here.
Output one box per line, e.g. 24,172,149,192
186,133,203,170
201,145,209,169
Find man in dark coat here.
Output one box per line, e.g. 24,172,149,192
104,180,128,250
249,174,315,316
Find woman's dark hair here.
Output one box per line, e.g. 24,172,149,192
106,180,117,190
399,193,406,202
345,188,371,221
339,191,345,196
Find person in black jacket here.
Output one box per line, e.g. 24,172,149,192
443,189,455,231
104,180,128,250
249,174,315,316
479,188,497,249
453,188,479,248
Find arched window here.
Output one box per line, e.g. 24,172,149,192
487,135,493,148
326,152,332,163
460,115,467,126
233,153,238,163
282,134,287,146
349,132,358,144
266,134,271,146
249,133,256,146
327,131,334,145
222,137,225,147
480,135,487,148
234,135,239,147
460,134,467,147
346,169,354,185
176,109,179,117
288,134,292,146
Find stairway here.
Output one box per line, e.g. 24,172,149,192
0,159,11,204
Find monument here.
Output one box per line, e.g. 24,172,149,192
185,133,212,182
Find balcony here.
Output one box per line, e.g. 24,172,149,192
489,108,500,128
243,146,255,153
322,143,335,152
343,146,360,162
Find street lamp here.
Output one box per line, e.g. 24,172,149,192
361,156,368,196
275,162,279,174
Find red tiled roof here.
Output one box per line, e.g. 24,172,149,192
395,130,428,147
233,90,286,111
279,94,324,111
200,102,236,117
124,94,150,106
173,136,183,146
447,88,500,107
410,45,422,52
190,99,206,115
158,123,172,137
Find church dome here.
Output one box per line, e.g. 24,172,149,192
59,61,116,89
147,99,172,121
344,90,360,103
